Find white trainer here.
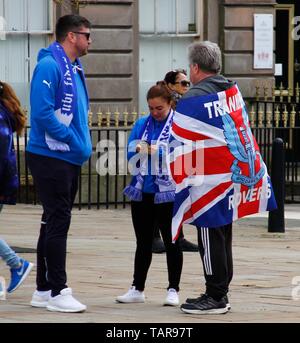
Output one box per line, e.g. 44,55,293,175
30,290,51,308
116,286,145,303
46,288,87,313
163,288,179,306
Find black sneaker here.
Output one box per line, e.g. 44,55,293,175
185,294,231,311
180,294,228,314
185,293,207,304
179,238,198,252
152,237,166,253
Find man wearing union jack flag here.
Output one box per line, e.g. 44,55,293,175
169,41,277,315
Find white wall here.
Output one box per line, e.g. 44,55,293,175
138,0,197,112
139,37,192,112
0,0,51,109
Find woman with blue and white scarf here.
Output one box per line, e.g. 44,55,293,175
116,82,183,306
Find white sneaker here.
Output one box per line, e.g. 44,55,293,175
163,288,179,306
46,288,87,313
30,290,51,308
0,277,5,300
116,286,145,303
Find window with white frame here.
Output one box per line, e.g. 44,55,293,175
139,0,202,36
139,0,203,112
0,0,53,109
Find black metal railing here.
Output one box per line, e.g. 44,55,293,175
16,99,300,208
248,90,300,203
16,126,132,209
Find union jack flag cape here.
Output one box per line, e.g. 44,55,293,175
169,84,277,241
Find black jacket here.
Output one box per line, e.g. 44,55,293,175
183,75,235,98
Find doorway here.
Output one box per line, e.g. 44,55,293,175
275,1,300,91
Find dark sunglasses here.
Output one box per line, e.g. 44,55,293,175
72,31,91,40
175,80,190,87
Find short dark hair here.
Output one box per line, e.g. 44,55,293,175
164,69,187,85
55,14,91,42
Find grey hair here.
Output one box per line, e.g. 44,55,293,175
188,41,222,74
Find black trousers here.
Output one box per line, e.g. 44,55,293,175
197,224,233,301
26,152,80,296
131,193,183,291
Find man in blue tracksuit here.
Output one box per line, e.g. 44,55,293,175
26,14,92,313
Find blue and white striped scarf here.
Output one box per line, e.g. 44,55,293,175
124,111,176,204
45,42,81,151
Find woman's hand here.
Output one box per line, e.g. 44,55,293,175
136,141,157,155
136,142,147,153
148,145,157,155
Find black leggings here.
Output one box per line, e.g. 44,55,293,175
131,193,183,291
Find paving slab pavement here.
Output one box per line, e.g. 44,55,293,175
0,204,300,323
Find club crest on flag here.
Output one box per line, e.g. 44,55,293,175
222,109,265,188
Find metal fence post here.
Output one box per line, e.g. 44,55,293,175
268,138,285,232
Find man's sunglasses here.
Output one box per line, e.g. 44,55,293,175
175,80,190,87
72,31,91,40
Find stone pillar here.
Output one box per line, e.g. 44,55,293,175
221,0,276,98
55,0,139,114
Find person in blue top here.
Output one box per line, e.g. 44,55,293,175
116,82,183,306
152,69,199,253
0,81,34,296
26,14,92,313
